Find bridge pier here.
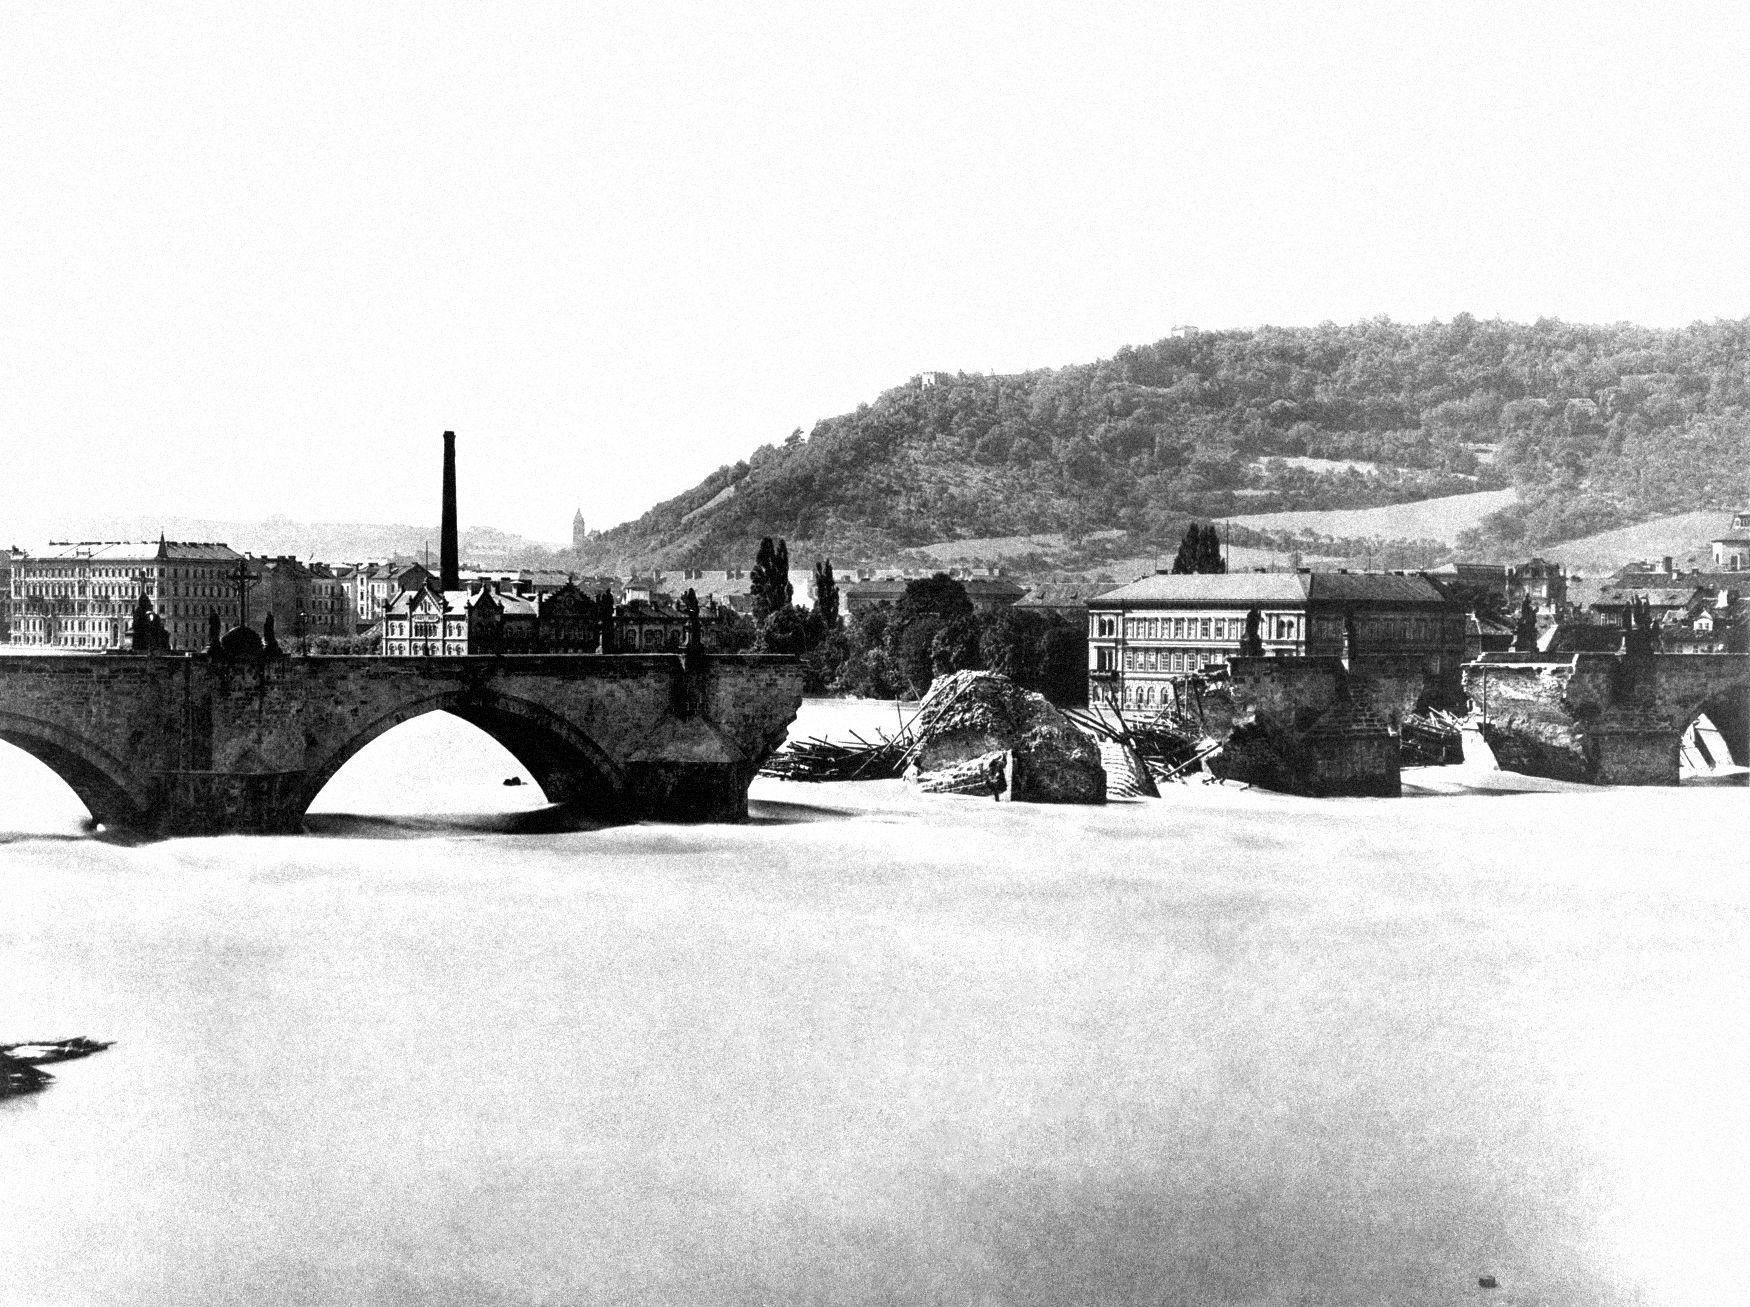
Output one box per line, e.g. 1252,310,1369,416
1586,727,1681,787
148,770,310,836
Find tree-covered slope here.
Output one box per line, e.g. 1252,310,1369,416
575,316,1750,569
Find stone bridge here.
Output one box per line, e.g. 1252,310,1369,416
1463,651,1750,784
0,653,804,834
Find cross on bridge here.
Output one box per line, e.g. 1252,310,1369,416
228,559,257,628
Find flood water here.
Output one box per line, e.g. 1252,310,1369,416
3,704,1748,1306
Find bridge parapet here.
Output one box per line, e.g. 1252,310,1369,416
0,652,804,834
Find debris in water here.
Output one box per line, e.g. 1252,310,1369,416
1478,1274,1499,1289
0,1037,114,1097
760,730,910,782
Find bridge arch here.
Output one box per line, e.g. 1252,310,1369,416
298,688,627,819
1673,672,1750,773
0,709,151,829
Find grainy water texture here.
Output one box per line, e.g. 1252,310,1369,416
2,702,1747,1306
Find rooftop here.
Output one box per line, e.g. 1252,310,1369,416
1093,573,1310,605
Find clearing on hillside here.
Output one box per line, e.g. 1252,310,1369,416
1535,511,1737,573
1219,488,1519,544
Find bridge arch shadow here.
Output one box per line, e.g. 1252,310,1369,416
300,690,627,829
0,710,148,831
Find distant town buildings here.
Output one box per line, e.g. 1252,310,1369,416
7,539,242,651
380,578,749,656
840,568,1026,617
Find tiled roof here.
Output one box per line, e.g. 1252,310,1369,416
1091,573,1310,605
26,540,242,563
1305,573,1450,606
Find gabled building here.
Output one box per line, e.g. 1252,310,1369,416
468,583,540,654
381,587,470,656
538,582,607,653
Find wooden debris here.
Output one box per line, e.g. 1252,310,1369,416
1400,708,1464,766
1063,705,1207,784
759,730,911,782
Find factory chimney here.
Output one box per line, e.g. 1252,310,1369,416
440,430,460,592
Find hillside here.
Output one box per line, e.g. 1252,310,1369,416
574,316,1750,572
1532,511,1737,576
1220,487,1519,543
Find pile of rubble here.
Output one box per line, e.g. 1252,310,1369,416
901,671,1106,804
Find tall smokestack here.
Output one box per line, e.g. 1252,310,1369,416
440,430,460,592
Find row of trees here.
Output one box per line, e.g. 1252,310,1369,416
1169,522,1227,573
746,537,1084,702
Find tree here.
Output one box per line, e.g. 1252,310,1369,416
893,572,973,631
813,559,839,628
929,616,985,678
1037,619,1088,706
750,537,793,622
1171,522,1228,574
894,615,946,697
1197,523,1227,573
757,603,823,657
977,608,1038,681
1170,524,1200,574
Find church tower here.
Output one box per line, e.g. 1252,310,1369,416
572,509,586,552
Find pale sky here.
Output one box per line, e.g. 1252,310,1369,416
5,1,1750,545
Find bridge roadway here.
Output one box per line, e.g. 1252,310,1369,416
0,652,804,834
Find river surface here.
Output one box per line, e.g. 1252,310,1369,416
2,703,1747,1306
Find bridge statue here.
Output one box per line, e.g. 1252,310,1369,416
0,650,804,835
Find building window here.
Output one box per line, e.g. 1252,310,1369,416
1199,618,1211,639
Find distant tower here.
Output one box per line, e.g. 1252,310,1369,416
440,431,460,592
572,508,586,552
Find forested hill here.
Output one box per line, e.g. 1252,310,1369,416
576,316,1750,570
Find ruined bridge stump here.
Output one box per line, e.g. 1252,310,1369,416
0,653,804,835
1463,651,1750,785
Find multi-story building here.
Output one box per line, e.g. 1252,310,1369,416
381,587,473,657
304,563,349,640
1511,557,1567,615
7,539,242,652
1085,571,1464,712
335,559,434,629
244,555,313,640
